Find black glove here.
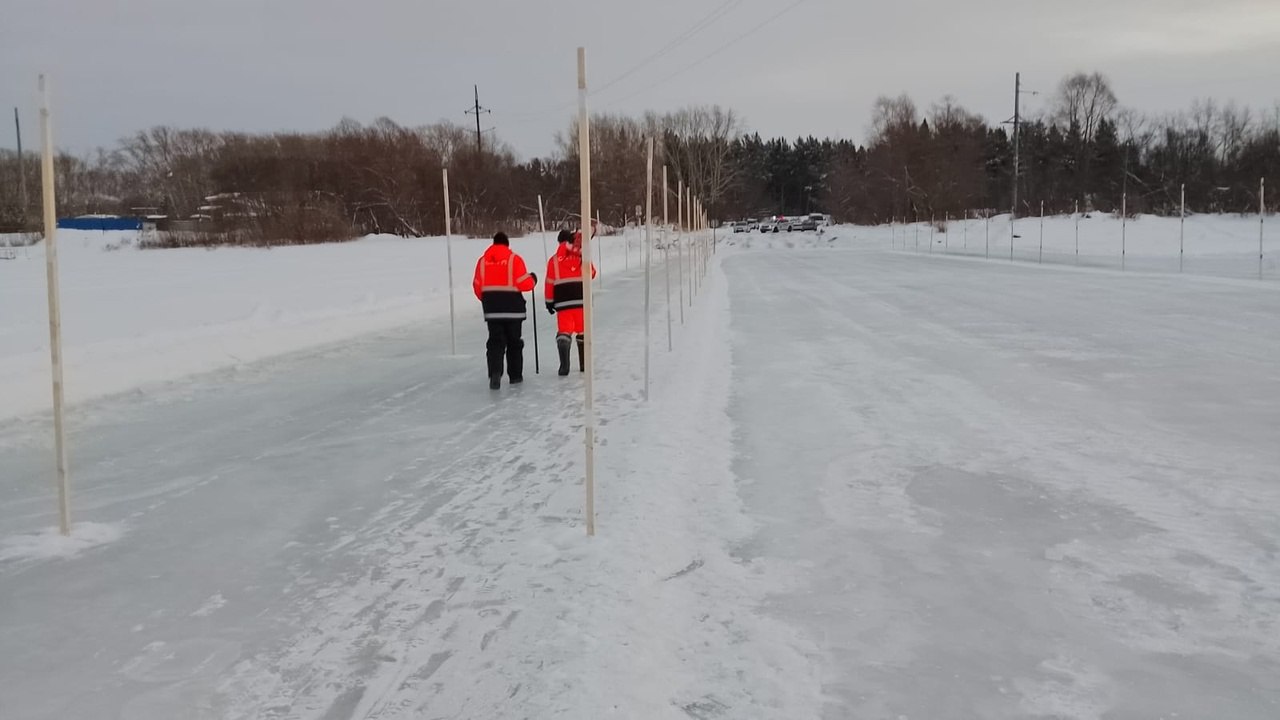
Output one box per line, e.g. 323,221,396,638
546,302,556,315
529,272,538,284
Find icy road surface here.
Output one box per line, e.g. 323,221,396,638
3,238,1279,718
727,249,1280,718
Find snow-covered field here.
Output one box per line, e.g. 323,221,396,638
2,218,1278,718
868,212,1275,279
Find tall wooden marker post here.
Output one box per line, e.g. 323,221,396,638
40,75,71,536
577,48,596,537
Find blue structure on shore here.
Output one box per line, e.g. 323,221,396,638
56,216,144,231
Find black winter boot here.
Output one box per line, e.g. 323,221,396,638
556,334,572,376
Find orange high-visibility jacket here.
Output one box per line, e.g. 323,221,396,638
545,242,596,311
473,244,535,320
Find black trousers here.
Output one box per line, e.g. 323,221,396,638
486,320,525,380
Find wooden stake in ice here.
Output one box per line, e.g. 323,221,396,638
1178,185,1184,273
577,48,597,537
1260,177,1266,280
442,168,456,355
644,137,654,401
39,75,71,536
1121,190,1127,271
692,198,699,296
1075,200,1080,264
1039,201,1044,264
687,186,694,305
663,166,673,351
676,179,685,324
596,209,603,289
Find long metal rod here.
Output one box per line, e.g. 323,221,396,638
577,48,596,537
442,168,456,354
537,194,549,267
40,75,70,536
531,288,540,375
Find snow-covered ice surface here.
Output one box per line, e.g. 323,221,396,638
724,230,1280,717
3,221,1279,718
0,521,126,562
0,239,821,719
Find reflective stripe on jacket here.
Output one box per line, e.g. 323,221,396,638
544,243,597,311
473,244,535,320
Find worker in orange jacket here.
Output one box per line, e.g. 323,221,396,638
544,227,597,376
473,232,537,389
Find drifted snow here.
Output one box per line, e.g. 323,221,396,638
0,521,126,562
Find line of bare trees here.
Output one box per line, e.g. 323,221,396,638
0,105,747,243
1,73,1276,241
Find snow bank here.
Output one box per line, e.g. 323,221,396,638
520,249,824,716
0,228,648,421
725,213,1276,279
0,521,126,562
867,212,1274,277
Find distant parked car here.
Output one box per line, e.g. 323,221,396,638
795,216,819,232
759,219,779,233
731,221,747,233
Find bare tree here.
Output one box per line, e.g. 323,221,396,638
868,94,918,146
1052,72,1118,143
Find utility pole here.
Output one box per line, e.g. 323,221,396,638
465,85,490,156
15,107,27,223
1005,74,1038,224
1012,72,1021,223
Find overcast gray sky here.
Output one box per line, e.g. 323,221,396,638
3,0,1278,158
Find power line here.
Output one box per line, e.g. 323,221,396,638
496,0,806,125
500,0,745,121
600,0,810,110
594,0,745,97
